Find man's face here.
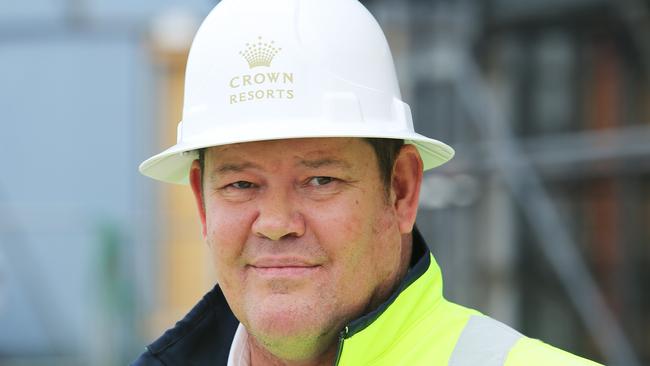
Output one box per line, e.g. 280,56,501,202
191,138,413,359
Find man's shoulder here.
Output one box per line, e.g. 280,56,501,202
506,337,603,366
446,313,603,366
130,285,238,366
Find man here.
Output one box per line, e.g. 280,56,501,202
134,0,603,364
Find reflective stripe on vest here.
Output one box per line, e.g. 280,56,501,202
448,315,524,366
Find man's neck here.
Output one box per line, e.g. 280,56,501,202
247,332,338,366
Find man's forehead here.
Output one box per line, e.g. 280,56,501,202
203,137,371,173
205,137,367,162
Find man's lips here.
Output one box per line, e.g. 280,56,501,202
248,257,321,277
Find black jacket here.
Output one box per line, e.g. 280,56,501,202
130,286,238,365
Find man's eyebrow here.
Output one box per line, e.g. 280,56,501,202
298,158,352,170
210,162,260,180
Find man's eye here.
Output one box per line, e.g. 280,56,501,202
308,177,334,186
230,181,255,189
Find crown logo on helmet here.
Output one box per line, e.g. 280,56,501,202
239,36,282,69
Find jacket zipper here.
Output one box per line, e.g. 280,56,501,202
334,326,349,365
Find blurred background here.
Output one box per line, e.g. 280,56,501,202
1,0,649,365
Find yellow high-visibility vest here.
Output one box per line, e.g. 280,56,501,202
335,253,602,366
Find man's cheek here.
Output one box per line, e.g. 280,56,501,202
206,209,249,244
315,204,363,235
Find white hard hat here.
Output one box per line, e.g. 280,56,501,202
140,0,454,184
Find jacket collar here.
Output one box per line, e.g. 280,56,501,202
343,226,435,338
335,226,444,364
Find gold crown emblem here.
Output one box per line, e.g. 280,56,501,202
239,36,282,69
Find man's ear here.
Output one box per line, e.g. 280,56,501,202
189,159,207,238
391,145,423,234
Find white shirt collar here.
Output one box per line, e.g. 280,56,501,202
227,323,251,366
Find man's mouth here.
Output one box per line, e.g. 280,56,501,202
248,257,321,277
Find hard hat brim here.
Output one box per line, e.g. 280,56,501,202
139,127,454,185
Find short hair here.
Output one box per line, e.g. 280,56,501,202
363,138,404,190
198,138,404,193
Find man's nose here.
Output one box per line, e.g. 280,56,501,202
252,190,305,241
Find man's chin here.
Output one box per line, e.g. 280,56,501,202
245,295,329,339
